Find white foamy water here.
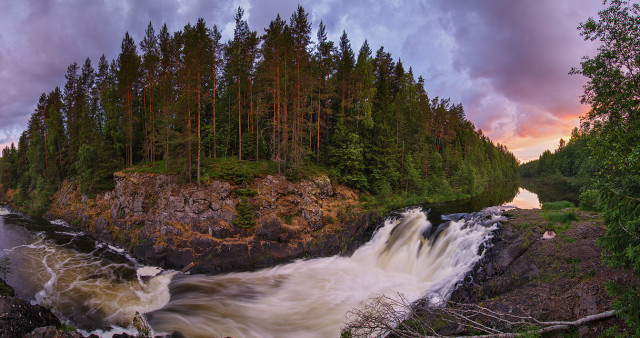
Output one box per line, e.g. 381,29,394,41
147,207,503,337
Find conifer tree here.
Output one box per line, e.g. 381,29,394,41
116,32,141,167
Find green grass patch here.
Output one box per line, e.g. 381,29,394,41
283,214,293,225
512,221,532,230
235,188,257,197
124,160,183,174
542,200,575,210
60,322,76,332
543,210,578,224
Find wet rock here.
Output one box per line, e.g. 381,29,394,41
0,296,61,337
94,217,108,235
24,326,86,338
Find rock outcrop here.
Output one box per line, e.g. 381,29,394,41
45,172,381,273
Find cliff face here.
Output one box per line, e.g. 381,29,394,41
44,172,381,273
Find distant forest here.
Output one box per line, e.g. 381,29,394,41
0,6,518,214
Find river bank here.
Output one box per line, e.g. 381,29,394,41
3,193,635,336
1,171,387,274
362,207,640,337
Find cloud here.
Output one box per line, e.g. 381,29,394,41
427,0,601,157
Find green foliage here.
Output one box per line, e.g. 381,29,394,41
579,189,601,211
0,256,14,297
599,324,627,338
541,201,575,210
567,0,640,330
517,325,542,338
234,197,256,229
235,188,257,197
59,322,76,333
329,120,368,190
606,281,640,335
0,281,12,296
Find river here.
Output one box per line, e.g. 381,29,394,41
0,183,557,337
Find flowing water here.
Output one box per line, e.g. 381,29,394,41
146,207,504,337
0,207,172,335
0,184,534,337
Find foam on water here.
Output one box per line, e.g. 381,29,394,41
147,207,504,337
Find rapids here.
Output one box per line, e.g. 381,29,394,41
0,205,507,337
146,207,505,337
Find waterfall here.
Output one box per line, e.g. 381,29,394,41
147,207,505,337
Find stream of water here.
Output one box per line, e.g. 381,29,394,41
0,184,546,337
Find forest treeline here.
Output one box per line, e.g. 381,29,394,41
519,127,591,185
521,1,640,333
0,6,518,215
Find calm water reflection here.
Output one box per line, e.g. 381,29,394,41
506,188,540,209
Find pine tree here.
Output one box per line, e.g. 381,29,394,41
140,22,160,162
116,32,141,167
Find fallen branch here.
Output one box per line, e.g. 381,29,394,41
342,294,616,338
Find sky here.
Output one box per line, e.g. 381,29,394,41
0,0,604,162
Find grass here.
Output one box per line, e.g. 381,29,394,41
543,210,578,223
542,201,575,210
283,214,293,225
0,256,11,278
60,322,76,332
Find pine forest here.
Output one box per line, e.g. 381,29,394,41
0,6,518,215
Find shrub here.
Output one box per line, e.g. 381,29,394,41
234,197,256,229
283,214,293,225
541,200,574,210
579,189,601,211
235,188,257,197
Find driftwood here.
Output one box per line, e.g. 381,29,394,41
342,294,616,337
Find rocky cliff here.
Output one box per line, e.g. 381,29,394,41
44,172,381,273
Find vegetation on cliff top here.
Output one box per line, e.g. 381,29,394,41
0,5,518,215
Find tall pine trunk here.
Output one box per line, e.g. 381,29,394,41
212,69,217,159
197,70,201,186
